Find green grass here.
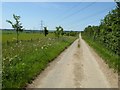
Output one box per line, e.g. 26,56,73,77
2,31,55,43
81,35,119,72
2,32,77,88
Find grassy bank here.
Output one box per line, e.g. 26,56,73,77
81,35,119,72
2,32,77,88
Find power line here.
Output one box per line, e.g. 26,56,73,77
72,19,101,31
58,2,96,23
67,6,115,30
53,3,82,23
40,20,43,31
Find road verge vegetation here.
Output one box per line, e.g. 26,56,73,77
81,4,120,73
2,32,77,88
81,35,119,73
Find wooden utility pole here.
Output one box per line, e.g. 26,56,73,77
40,20,43,33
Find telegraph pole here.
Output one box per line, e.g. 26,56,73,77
40,20,43,33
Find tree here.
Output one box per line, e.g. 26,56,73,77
59,26,64,36
116,1,120,9
55,27,60,38
81,6,120,55
54,26,64,38
6,14,24,43
44,27,48,36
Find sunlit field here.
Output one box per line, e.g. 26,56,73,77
2,30,78,88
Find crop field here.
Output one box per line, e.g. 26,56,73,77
2,31,77,88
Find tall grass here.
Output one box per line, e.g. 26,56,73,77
2,32,77,88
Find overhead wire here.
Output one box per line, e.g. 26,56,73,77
66,5,115,29
68,6,115,30
58,2,96,24
54,2,82,23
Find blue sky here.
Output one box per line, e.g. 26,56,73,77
2,2,116,31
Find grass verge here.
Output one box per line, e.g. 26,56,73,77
81,35,119,73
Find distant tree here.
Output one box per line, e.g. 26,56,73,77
59,26,64,36
54,26,64,38
44,27,48,36
55,27,60,38
6,14,24,43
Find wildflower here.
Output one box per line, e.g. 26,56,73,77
35,48,38,51
18,57,22,61
19,41,22,43
9,58,13,62
16,43,18,45
41,47,43,49
3,58,6,61
49,38,51,40
6,57,9,60
48,43,51,46
33,44,36,47
14,55,18,58
22,63,25,66
13,37,16,40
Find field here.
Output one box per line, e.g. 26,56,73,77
2,31,47,43
2,31,77,88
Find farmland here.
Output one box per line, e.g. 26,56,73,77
2,31,77,88
2,30,47,43
1,2,119,89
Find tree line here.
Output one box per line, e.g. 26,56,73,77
81,2,120,56
6,14,78,43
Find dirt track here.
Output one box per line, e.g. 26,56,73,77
27,34,118,88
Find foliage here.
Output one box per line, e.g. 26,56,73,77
44,27,48,36
54,26,64,38
81,3,120,72
6,14,24,43
69,31,79,36
82,35,119,72
59,26,64,36
65,31,79,37
2,32,76,88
